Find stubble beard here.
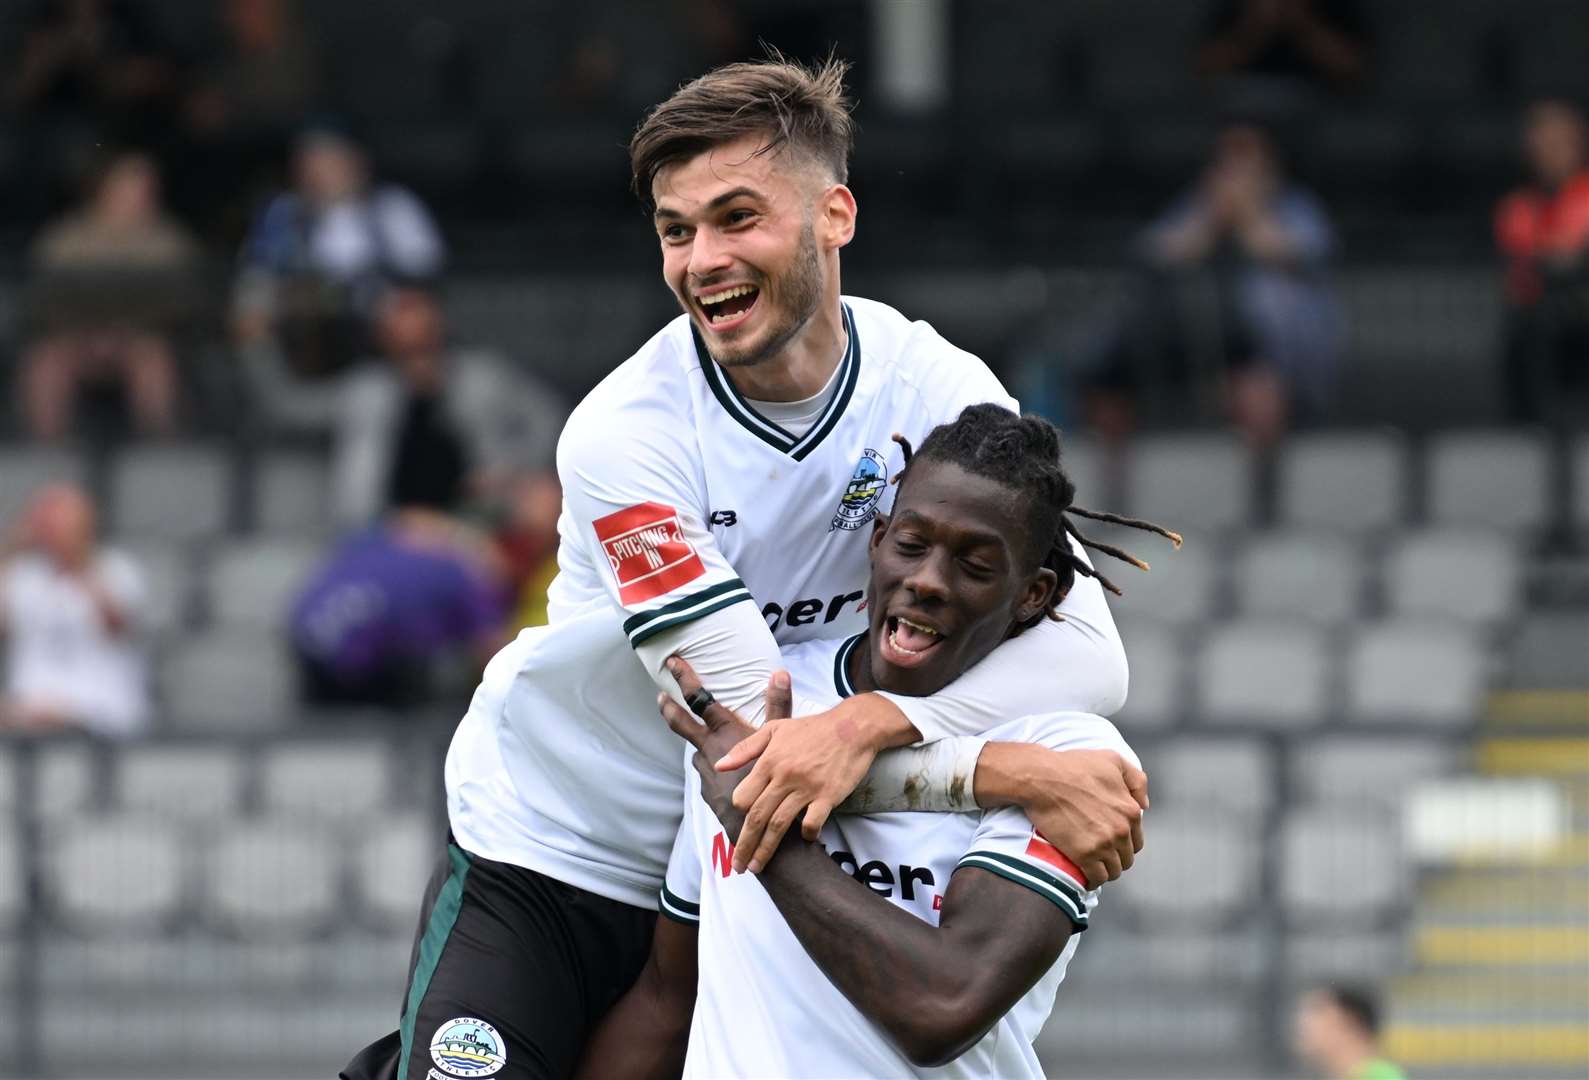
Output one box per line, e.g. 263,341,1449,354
701,219,825,371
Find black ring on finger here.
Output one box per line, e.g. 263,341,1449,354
686,688,716,719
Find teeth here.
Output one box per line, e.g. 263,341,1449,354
897,617,940,637
888,628,923,656
699,284,757,305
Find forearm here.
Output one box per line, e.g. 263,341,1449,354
575,938,695,1079
840,736,985,814
971,740,1049,809
756,840,980,1061
635,602,787,721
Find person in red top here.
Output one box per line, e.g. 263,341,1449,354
1494,98,1589,422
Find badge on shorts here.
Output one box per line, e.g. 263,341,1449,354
429,1017,507,1078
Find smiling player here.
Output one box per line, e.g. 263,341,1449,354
344,58,1151,1080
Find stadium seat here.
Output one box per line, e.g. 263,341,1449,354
1346,620,1485,726
1571,433,1589,538
1426,430,1550,534
1107,540,1218,626
32,742,98,820
1197,621,1330,729
1035,986,1262,1070
1113,807,1259,926
44,816,185,931
0,446,86,526
1233,532,1364,625
206,538,321,629
1060,433,1109,514
121,541,191,635
110,445,231,542
1286,930,1412,982
159,630,296,733
355,812,437,930
1125,434,1255,537
0,745,13,814
203,819,338,938
1384,530,1522,625
1068,925,1269,988
1279,808,1409,922
0,821,21,930
254,450,332,536
1504,614,1589,689
259,740,392,821
1277,431,1409,535
1113,619,1185,729
1291,736,1460,810
1147,738,1275,818
114,745,246,821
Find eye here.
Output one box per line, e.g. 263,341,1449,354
893,537,926,556
958,557,994,578
661,223,689,242
725,208,756,226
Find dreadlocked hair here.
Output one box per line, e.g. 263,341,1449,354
889,405,1182,624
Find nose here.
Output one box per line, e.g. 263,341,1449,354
687,226,733,281
901,549,951,605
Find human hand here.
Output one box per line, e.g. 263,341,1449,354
714,693,909,873
1014,747,1148,888
659,658,793,848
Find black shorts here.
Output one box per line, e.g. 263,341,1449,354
341,840,656,1080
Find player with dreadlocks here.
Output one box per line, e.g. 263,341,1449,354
582,404,1179,1078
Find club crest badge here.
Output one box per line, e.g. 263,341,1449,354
429,1017,507,1078
831,448,888,532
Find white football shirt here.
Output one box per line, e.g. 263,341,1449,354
444,296,1122,908
665,633,1138,1079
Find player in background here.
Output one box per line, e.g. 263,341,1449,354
344,58,1151,1080
582,407,1168,1077
1294,986,1409,1080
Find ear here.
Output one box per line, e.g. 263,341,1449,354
868,512,890,557
818,184,857,251
1013,566,1060,625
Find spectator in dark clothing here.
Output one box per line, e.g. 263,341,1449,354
7,0,181,142
1197,0,1370,98
1064,124,1340,445
1495,99,1589,423
21,151,199,439
331,286,566,529
288,504,509,709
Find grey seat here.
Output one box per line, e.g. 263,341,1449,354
110,445,230,542
120,541,191,635
1112,807,1259,926
0,745,13,815
1286,929,1412,982
0,821,21,930
1426,430,1549,534
1197,620,1330,729
1147,738,1274,818
1125,434,1254,537
1291,736,1459,810
115,745,246,821
1346,620,1485,726
1060,433,1109,512
1114,619,1184,729
255,450,332,536
356,812,437,930
1234,532,1363,625
1279,808,1407,923
32,743,97,820
44,815,185,931
0,446,86,525
1385,530,1521,625
160,631,296,733
1108,541,1217,626
1505,614,1589,689
1278,431,1408,535
204,818,338,938
260,740,391,821
1572,433,1589,538
206,539,321,629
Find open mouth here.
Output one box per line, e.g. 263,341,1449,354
880,614,946,668
696,284,760,330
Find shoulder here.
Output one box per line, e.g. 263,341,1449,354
844,295,1014,414
777,634,852,707
557,316,700,460
987,711,1140,771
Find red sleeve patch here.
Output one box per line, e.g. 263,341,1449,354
593,501,706,606
1026,834,1087,887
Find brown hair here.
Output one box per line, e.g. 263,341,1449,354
629,54,855,209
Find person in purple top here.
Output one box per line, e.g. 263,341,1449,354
290,505,509,708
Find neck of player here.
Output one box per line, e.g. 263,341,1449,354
723,295,847,402
845,634,879,696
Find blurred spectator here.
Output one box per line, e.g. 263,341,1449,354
1495,98,1589,424
1293,986,1407,1080
6,0,181,143
0,484,149,737
492,471,564,630
1197,0,1370,100
331,286,567,529
234,125,444,416
288,502,509,709
1071,123,1340,444
21,151,200,440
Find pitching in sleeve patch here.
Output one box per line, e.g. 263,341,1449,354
1025,833,1088,888
593,501,706,606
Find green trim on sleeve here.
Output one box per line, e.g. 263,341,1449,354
956,850,1089,931
659,884,702,925
623,578,754,646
